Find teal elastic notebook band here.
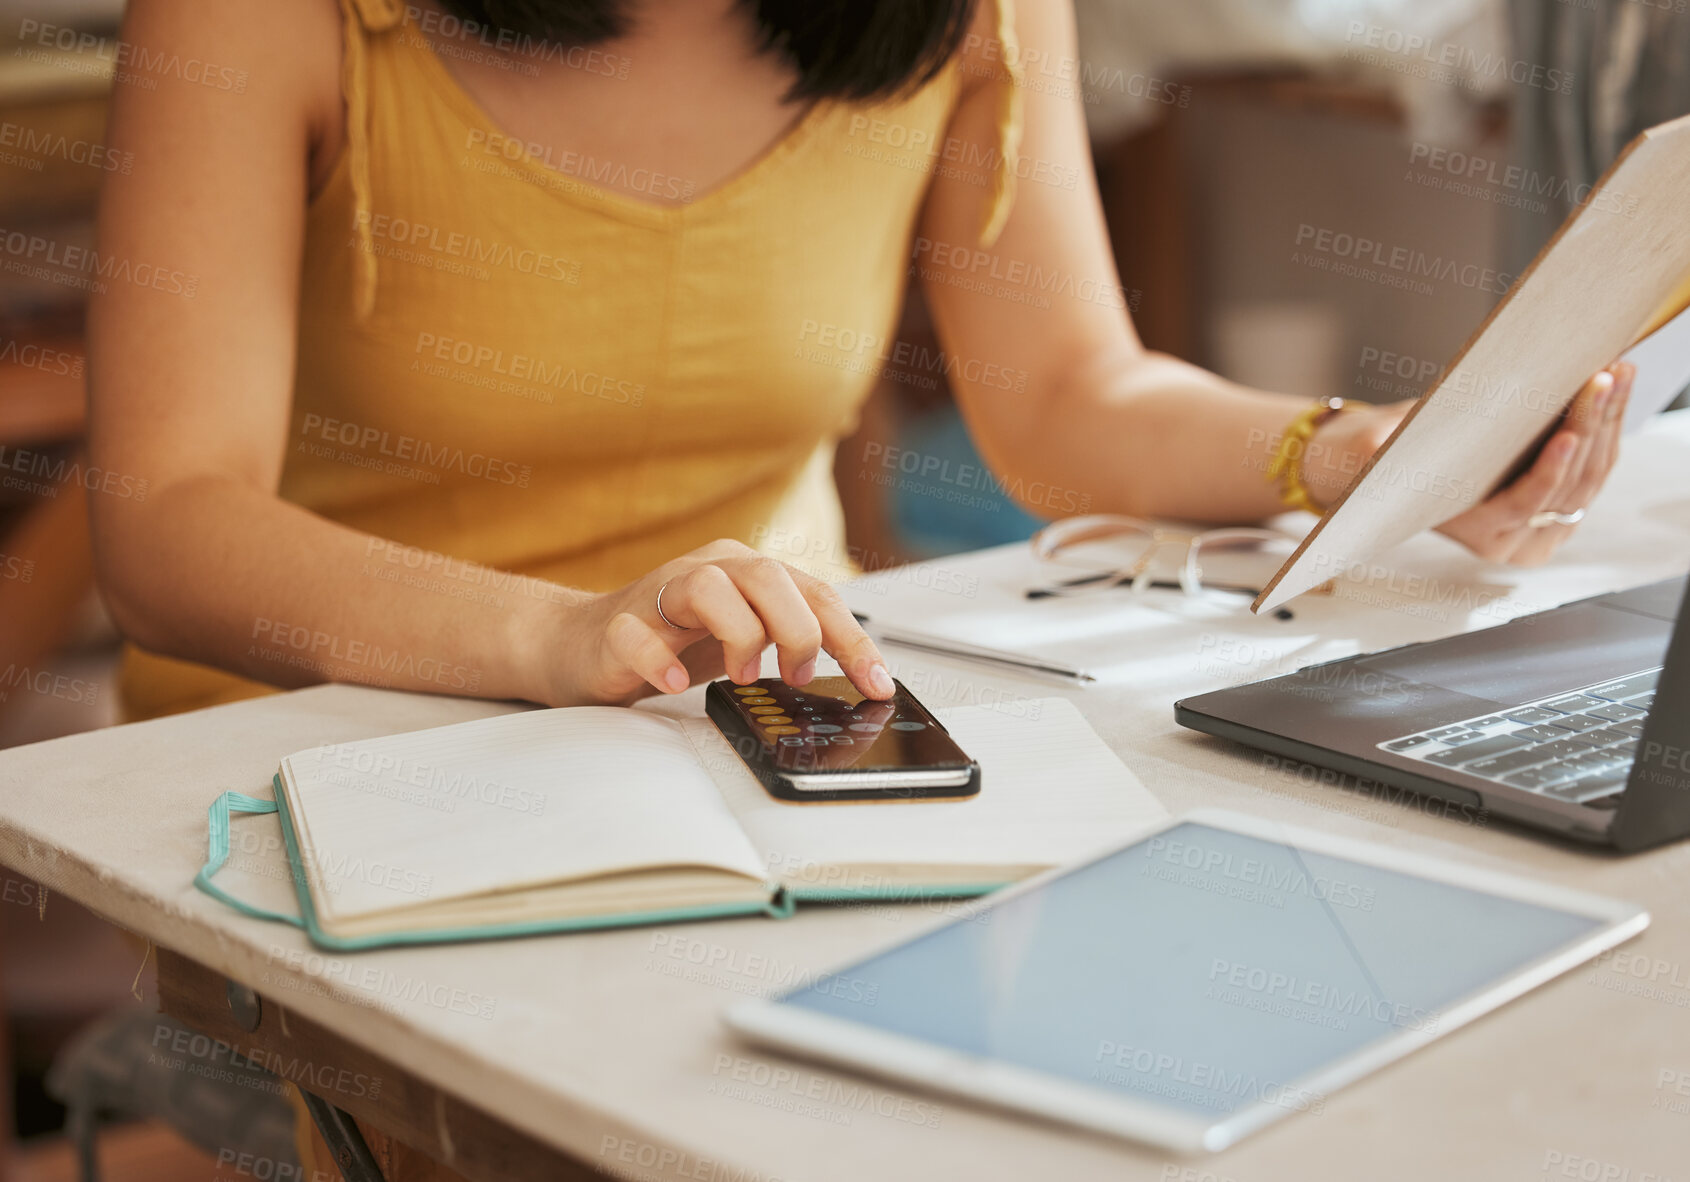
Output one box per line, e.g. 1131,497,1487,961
194,790,306,927
194,778,1006,952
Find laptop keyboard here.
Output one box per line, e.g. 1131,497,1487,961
1376,668,1659,806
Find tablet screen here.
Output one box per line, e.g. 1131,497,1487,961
774,821,1607,1118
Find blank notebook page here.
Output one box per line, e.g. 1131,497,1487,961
283,708,768,923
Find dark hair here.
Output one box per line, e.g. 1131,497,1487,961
435,0,979,101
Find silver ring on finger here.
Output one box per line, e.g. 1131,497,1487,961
1527,507,1586,529
655,581,687,630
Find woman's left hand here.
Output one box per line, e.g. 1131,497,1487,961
1308,363,1633,565
1435,363,1632,563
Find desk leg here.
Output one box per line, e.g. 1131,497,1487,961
299,1090,386,1182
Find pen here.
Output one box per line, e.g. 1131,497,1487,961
851,612,1097,686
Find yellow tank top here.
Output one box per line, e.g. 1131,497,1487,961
120,0,1024,721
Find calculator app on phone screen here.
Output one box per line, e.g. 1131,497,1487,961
706,676,978,800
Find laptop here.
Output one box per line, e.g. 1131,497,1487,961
1175,575,1690,852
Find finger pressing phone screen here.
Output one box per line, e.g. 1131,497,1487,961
722,677,971,775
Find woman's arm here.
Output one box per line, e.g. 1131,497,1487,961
88,0,891,708
916,0,1625,557
88,0,563,701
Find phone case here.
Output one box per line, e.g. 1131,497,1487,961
705,679,981,803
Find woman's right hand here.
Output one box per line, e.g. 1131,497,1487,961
542,539,895,707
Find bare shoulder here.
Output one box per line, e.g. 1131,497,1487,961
112,0,344,168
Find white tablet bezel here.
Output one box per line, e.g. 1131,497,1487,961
723,808,1649,1154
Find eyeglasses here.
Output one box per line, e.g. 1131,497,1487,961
1027,515,1301,603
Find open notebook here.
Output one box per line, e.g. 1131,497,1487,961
195,699,1164,950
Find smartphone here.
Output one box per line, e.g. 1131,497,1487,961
705,676,980,803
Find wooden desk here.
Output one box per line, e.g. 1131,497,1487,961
156,949,596,1180
3,417,1690,1182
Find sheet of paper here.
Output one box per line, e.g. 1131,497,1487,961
683,699,1167,888
283,708,768,923
1621,299,1690,433
842,543,1354,688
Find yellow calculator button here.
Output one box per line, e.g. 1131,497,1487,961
741,696,776,706
764,726,800,735
749,706,785,715
732,686,765,695
757,716,792,726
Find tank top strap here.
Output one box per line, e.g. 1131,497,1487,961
339,0,404,318
978,0,1025,247
345,0,403,29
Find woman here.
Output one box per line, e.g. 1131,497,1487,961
89,0,1628,721
84,3,1631,1174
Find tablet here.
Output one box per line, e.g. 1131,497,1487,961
723,809,1647,1153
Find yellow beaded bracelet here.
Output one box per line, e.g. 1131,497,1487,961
1265,396,1350,514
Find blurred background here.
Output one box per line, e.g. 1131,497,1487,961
0,0,1684,1176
